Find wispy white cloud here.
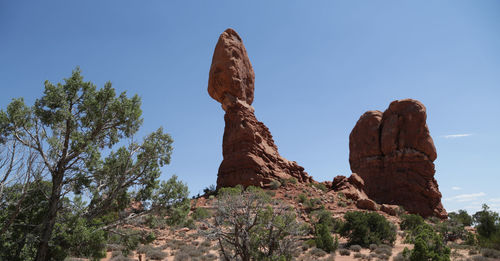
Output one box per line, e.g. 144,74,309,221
489,198,500,203
451,186,462,191
444,192,486,202
442,133,472,139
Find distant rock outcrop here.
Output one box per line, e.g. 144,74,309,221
349,99,447,218
209,29,312,188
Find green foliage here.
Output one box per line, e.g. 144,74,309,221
280,177,297,186
192,207,211,220
340,211,396,247
203,184,217,196
473,204,499,239
404,224,450,261
209,188,304,261
311,183,328,192
448,209,473,226
153,175,190,226
304,198,323,211
473,204,500,250
400,214,425,231
217,185,243,196
314,224,338,252
297,193,307,203
435,219,467,242
0,68,175,259
269,180,281,189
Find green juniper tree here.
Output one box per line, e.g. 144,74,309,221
0,68,174,260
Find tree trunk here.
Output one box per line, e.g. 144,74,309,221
34,171,63,261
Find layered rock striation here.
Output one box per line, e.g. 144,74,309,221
209,29,311,188
349,99,447,218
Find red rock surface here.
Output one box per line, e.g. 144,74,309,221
349,99,447,218
331,174,368,201
208,28,254,111
209,29,311,188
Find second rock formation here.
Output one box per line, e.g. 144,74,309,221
349,99,447,218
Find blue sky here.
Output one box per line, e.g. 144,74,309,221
1,1,499,214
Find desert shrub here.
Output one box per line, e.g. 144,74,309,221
310,247,327,257
400,214,425,231
217,185,243,196
206,187,304,261
473,204,500,250
350,244,362,252
374,244,392,256
312,209,343,233
353,252,364,258
145,215,167,229
465,231,479,246
337,201,347,207
305,198,323,211
481,248,500,258
203,184,217,196
297,193,307,203
174,252,190,261
280,177,297,186
436,219,467,242
192,207,211,220
405,224,450,261
153,175,190,226
270,180,281,189
305,239,316,248
312,183,328,192
449,209,473,226
138,245,167,260
369,243,378,251
471,256,489,261
340,211,396,247
393,251,410,261
339,248,351,255
315,224,338,252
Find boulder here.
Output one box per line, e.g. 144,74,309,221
380,204,399,216
332,174,368,201
357,199,378,211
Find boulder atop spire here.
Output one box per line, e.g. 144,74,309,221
208,28,255,111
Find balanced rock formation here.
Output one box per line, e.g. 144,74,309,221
209,29,312,188
349,99,447,218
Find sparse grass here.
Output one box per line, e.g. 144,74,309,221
270,180,281,189
311,183,328,192
201,239,212,248
297,193,307,203
174,252,190,261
